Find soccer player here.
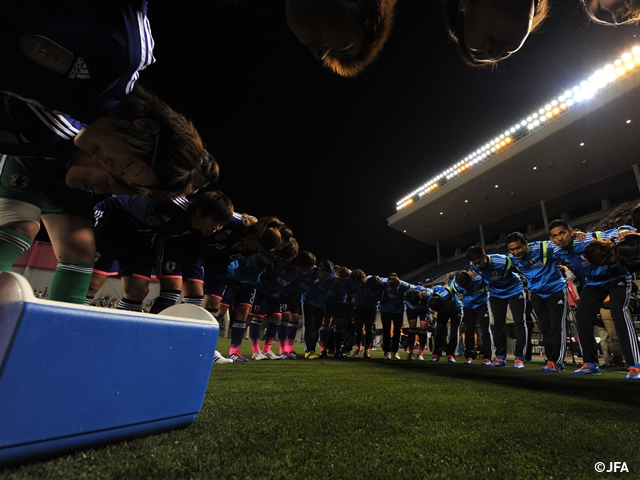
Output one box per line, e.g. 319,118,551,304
550,220,640,379
280,260,334,359
444,0,551,66
404,286,434,361
505,232,568,372
378,273,414,360
319,267,366,359
228,241,314,361
202,216,288,315
258,250,314,360
0,1,217,197
615,232,640,273
451,271,490,365
203,216,291,362
353,275,384,359
582,0,640,25
427,283,464,363
0,155,98,303
285,0,397,77
301,264,337,358
466,245,528,368
201,213,259,321
87,192,233,311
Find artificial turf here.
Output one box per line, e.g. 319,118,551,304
2,338,639,480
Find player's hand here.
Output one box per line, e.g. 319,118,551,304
575,231,587,241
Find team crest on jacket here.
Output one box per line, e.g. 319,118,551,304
164,261,177,273
145,216,162,227
20,36,73,73
9,174,30,191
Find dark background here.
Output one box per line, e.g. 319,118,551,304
137,0,640,276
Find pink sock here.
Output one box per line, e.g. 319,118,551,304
250,320,261,354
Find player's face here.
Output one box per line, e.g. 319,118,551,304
293,264,314,274
193,213,225,237
460,0,534,63
316,268,331,282
74,117,159,187
584,0,637,24
286,0,364,61
334,274,348,284
65,154,130,195
549,227,575,248
471,256,488,269
507,240,527,259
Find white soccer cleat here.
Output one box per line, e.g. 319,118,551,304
213,350,233,364
252,351,268,361
263,350,281,360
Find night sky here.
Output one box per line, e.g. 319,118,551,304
139,1,640,277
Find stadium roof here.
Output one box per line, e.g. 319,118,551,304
388,51,640,249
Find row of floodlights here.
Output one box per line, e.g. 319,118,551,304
396,46,640,211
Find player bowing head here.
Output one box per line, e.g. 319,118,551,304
242,217,292,252
582,0,640,25
291,251,317,274
189,191,235,237
286,0,397,76
64,156,135,195
444,0,551,66
70,85,219,199
616,233,640,272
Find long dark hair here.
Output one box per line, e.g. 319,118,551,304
323,0,398,77
444,0,551,67
108,84,219,199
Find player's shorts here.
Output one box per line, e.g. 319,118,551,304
407,307,430,322
154,235,204,283
0,155,93,224
354,305,377,323
204,269,229,299
324,301,347,320
250,291,282,318
93,223,154,279
280,294,300,315
220,278,255,309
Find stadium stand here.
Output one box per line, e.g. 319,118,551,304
389,47,640,285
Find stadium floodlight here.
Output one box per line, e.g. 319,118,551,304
395,46,640,210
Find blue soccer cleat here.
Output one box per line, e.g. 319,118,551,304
541,361,564,373
488,356,507,367
226,353,249,363
572,362,601,375
626,366,640,380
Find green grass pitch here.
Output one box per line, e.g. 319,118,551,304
2,338,639,479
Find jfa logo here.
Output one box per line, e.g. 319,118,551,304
9,173,30,191
595,461,628,473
